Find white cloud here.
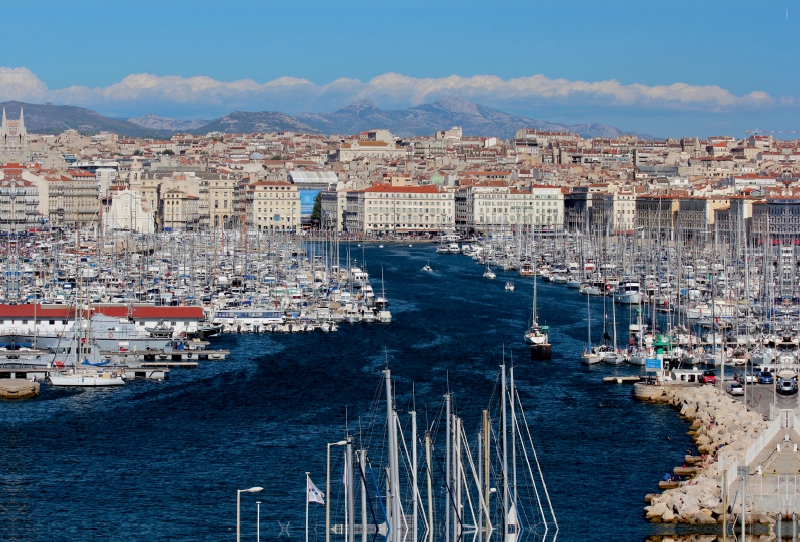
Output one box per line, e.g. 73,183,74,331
0,66,781,115
0,67,49,102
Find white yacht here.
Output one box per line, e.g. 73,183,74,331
614,282,642,304
49,369,125,387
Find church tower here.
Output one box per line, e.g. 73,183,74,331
0,105,31,163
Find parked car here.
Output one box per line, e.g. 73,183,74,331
700,370,717,385
759,371,775,385
777,378,798,396
727,382,744,396
735,371,758,383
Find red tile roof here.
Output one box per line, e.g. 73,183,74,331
0,304,205,320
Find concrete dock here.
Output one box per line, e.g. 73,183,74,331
0,378,40,399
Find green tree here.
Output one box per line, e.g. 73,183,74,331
311,191,323,226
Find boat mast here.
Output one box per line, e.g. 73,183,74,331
360,449,367,542
483,409,490,542
425,430,434,542
384,369,401,542
411,406,418,542
346,437,355,542
445,392,451,542
501,362,509,542
510,365,518,508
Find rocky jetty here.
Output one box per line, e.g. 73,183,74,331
638,385,773,524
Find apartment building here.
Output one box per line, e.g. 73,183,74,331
48,171,100,228
245,181,301,232
456,184,565,230
159,189,199,231
0,177,39,233
200,177,236,229
345,184,454,235
337,140,408,162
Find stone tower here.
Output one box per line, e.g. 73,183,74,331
0,106,31,163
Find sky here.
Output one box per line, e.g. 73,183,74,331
1,0,799,137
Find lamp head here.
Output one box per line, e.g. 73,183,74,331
246,487,263,493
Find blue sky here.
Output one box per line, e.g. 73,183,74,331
1,0,798,137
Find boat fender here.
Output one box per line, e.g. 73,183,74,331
109,333,113,338
616,377,623,384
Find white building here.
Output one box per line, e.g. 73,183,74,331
103,188,154,233
346,183,455,235
245,181,301,232
337,140,408,163
456,184,565,229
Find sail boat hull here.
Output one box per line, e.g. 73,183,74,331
48,373,125,386
529,343,551,360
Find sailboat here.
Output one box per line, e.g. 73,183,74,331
48,254,125,387
483,264,496,280
524,279,551,359
321,365,558,542
581,289,603,365
604,277,626,364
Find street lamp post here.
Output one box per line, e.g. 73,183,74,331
237,486,263,542
326,440,348,542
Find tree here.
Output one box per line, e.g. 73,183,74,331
161,149,175,156
311,191,323,227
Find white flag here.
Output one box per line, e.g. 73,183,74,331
307,476,325,505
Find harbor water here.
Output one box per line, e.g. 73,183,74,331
0,244,694,542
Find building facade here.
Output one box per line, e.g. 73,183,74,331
456,185,564,230
346,184,454,235
245,181,301,232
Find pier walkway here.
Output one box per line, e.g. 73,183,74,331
724,406,800,514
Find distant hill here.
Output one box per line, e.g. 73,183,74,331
0,101,170,137
128,113,209,132
293,95,654,140
2,97,654,140
195,111,322,135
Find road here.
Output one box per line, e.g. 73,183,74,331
722,379,799,417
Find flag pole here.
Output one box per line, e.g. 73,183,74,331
306,471,310,542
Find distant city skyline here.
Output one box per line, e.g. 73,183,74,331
1,0,797,137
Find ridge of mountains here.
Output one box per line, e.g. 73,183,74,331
0,96,654,140
0,101,171,138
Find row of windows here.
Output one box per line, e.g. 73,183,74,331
369,194,450,200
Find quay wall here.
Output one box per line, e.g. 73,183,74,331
634,383,776,526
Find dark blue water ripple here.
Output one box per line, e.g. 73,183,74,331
0,244,692,542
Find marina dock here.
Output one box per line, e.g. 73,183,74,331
0,378,40,399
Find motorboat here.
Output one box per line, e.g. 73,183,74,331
566,278,581,289
505,281,515,292
615,282,642,304
483,267,496,280
422,264,433,272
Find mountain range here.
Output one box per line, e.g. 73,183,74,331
0,101,170,138
0,97,654,140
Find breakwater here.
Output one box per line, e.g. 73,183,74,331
637,383,777,527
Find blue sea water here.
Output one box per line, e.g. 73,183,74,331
0,244,693,542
